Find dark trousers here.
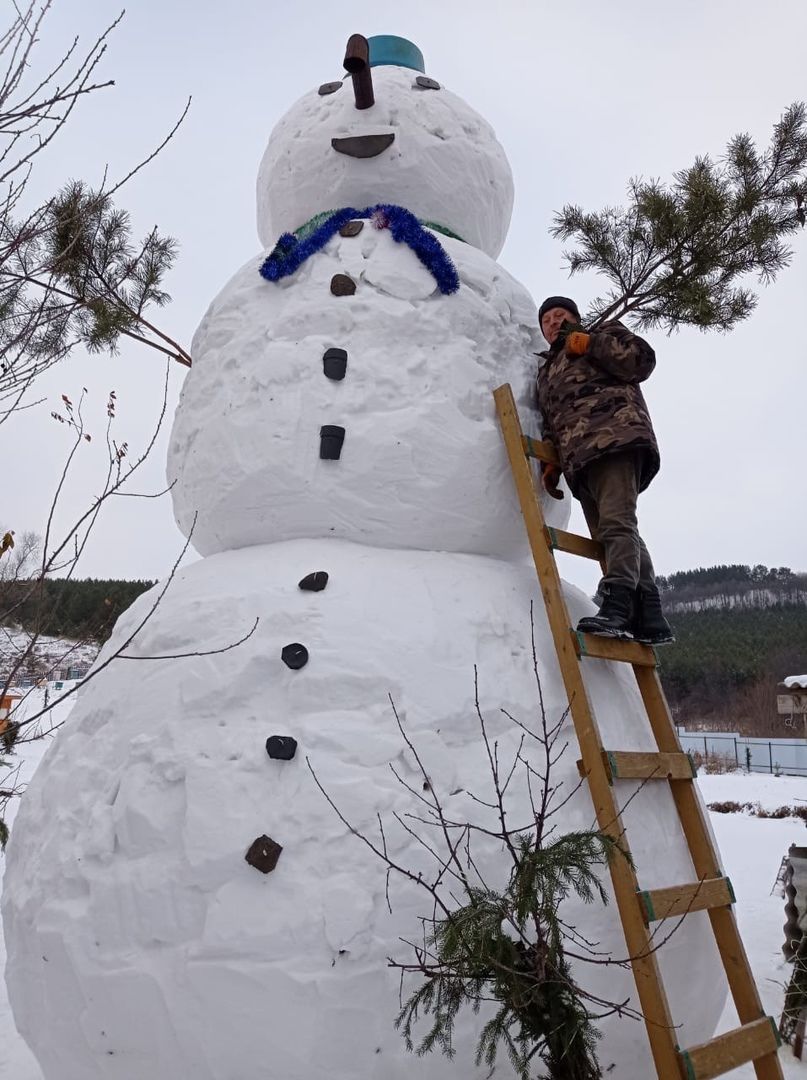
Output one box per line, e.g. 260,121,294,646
576,452,655,592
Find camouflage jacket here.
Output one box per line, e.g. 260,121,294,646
536,321,660,494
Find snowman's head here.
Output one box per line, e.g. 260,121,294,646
256,35,514,258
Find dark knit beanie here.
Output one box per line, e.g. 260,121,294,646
538,295,580,326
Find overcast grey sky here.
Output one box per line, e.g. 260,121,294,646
5,0,807,595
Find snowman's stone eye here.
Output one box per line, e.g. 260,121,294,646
414,76,441,91
318,81,342,96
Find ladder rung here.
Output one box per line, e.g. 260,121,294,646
679,1016,780,1080
573,631,656,667
578,750,698,782
521,434,559,466
639,877,735,923
545,526,604,562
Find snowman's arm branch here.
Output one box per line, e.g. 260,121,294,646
473,665,521,870
116,616,259,661
388,767,476,886
387,693,474,890
527,601,575,842
306,757,457,923
499,732,526,798
391,809,468,890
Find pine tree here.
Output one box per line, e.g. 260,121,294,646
0,4,192,412
551,103,807,332
0,179,187,392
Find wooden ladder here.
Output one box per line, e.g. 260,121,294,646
494,383,783,1080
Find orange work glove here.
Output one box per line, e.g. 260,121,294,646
565,331,590,357
540,462,564,500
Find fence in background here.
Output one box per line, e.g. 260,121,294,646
676,730,807,776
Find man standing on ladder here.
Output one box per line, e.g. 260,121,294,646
535,296,674,645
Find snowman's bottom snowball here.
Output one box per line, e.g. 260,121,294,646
3,540,726,1080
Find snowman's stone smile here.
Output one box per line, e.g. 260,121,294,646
331,133,395,158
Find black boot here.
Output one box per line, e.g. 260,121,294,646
576,584,634,639
633,583,675,645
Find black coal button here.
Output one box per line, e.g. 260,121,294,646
319,425,345,459
281,643,309,669
323,348,347,380
266,736,298,761
414,76,441,90
298,571,329,591
245,835,283,874
318,81,342,96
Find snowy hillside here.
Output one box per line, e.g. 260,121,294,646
0,628,97,687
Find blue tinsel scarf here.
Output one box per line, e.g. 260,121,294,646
259,205,460,295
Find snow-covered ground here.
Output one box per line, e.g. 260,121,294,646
700,771,807,813
0,718,804,1078
698,771,807,1078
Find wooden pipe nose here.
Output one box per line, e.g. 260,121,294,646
344,34,374,109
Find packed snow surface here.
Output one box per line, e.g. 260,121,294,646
4,542,726,1079
168,227,561,559
256,65,514,258
3,716,805,1078
699,771,807,810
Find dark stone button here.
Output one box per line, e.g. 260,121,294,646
298,571,329,591
318,81,342,96
319,425,345,460
330,274,356,296
266,736,298,761
339,220,364,237
415,76,441,90
281,643,309,670
245,835,283,874
323,348,347,380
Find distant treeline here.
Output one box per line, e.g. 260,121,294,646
657,563,799,590
0,577,155,641
656,563,807,615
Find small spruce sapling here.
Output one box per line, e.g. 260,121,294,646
309,606,660,1080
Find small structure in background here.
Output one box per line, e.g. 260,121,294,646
0,691,20,734
50,665,88,683
778,675,807,736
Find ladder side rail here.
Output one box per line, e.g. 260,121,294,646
494,384,682,1078
634,665,781,1080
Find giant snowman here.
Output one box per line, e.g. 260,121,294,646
3,35,727,1080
